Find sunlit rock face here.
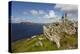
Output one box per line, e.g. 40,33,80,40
43,19,77,48
43,23,62,48
63,19,77,35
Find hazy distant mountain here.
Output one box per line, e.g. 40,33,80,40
20,22,44,25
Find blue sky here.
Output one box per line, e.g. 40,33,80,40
10,1,78,23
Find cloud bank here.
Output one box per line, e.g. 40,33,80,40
12,10,59,23
55,4,78,12
24,10,57,18
12,4,78,23
43,10,57,18
55,4,78,21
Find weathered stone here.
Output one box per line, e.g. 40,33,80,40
35,41,43,47
43,19,77,48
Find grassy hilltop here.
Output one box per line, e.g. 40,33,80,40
11,33,77,53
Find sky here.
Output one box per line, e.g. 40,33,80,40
10,1,78,23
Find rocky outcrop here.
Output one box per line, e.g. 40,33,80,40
43,19,77,48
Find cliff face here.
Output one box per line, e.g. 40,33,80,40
43,19,77,48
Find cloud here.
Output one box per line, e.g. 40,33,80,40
67,13,78,21
48,10,56,18
55,4,78,12
23,10,58,19
30,10,46,16
55,4,78,21
30,10,38,15
11,17,20,23
30,10,60,22
12,10,60,23
41,10,61,23
11,17,31,23
38,10,45,15
43,10,57,18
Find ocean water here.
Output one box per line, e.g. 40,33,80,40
10,23,43,42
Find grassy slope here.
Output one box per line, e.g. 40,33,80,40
11,33,78,53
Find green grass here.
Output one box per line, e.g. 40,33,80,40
11,33,78,53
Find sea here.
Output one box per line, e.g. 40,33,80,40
10,23,43,42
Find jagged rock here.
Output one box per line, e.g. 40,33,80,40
63,19,77,35
43,19,77,48
43,25,61,48
35,41,43,47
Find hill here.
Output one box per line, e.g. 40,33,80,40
11,33,77,53
11,19,78,53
